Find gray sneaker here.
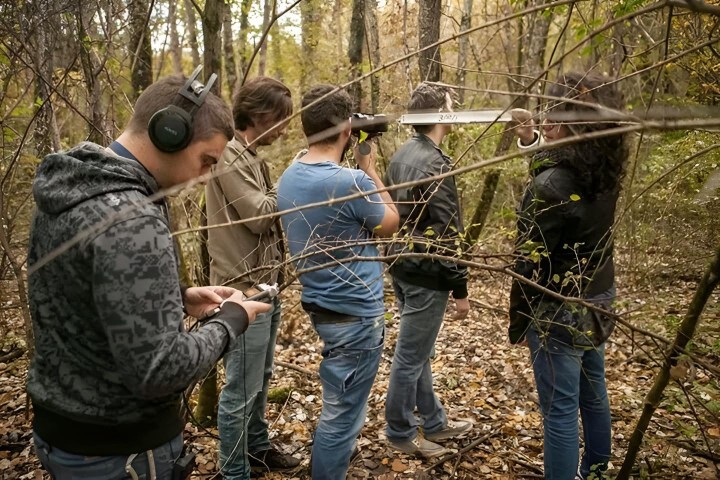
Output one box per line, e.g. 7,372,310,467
423,419,473,442
387,435,449,458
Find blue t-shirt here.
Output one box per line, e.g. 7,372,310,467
278,160,387,317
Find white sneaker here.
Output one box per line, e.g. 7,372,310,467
423,419,473,442
387,435,449,458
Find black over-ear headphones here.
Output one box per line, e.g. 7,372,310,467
148,65,218,153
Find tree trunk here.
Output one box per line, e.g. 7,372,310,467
270,2,283,80
237,0,253,84
193,194,217,425
192,3,224,424
522,0,552,108
455,0,473,106
193,367,218,427
464,126,517,245
223,1,238,94
418,0,441,82
183,0,202,67
129,0,153,97
168,198,194,289
76,2,110,145
258,0,271,76
202,0,224,93
584,0,600,71
333,0,344,83
608,20,627,79
24,0,61,156
300,0,321,91
617,244,720,479
366,0,381,112
402,0,412,93
347,0,365,110
169,0,183,75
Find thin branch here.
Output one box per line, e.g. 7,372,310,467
242,0,302,84
423,431,498,473
275,360,317,378
668,0,720,15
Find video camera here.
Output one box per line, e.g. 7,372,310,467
350,113,390,136
350,113,389,154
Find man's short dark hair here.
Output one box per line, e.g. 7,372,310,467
408,82,454,134
301,84,353,146
233,76,293,131
127,75,233,143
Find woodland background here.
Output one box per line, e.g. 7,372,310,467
1,0,720,478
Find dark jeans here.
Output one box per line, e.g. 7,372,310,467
34,432,183,480
218,298,281,480
385,277,449,441
310,313,384,480
527,304,612,480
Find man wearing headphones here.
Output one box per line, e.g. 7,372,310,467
27,70,271,479
205,77,300,478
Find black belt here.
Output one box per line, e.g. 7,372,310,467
302,302,361,324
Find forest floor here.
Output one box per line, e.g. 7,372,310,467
1,267,719,479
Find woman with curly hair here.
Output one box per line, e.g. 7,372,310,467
509,72,629,480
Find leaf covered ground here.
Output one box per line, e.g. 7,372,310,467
1,268,719,479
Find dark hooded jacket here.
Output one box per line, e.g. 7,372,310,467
27,143,248,455
385,134,468,299
508,149,617,344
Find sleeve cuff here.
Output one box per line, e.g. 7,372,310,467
180,284,191,314
205,301,249,342
517,130,541,149
452,285,468,300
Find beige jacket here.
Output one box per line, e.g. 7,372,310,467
205,135,284,291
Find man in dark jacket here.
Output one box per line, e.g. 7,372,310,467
384,83,473,458
27,72,270,480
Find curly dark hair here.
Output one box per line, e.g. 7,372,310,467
542,72,629,199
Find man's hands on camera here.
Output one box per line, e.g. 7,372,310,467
353,137,378,174
510,108,537,146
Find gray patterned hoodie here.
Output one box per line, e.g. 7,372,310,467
27,142,248,455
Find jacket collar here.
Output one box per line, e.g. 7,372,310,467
413,133,451,164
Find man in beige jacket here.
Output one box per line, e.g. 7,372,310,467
205,77,299,479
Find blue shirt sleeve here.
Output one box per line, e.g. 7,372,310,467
347,170,386,232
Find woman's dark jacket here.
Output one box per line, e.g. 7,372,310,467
509,150,617,344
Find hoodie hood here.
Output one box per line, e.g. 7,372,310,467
33,142,159,215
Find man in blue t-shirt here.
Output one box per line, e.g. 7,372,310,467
278,84,398,480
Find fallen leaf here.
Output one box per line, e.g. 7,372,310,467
391,458,407,472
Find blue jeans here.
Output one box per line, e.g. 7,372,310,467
218,298,281,480
310,313,384,480
385,278,449,441
34,432,183,479
527,312,611,480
